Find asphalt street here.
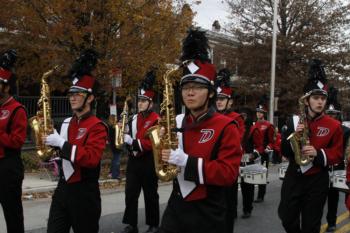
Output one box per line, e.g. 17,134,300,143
1,165,349,233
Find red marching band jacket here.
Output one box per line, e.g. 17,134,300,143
60,113,108,183
129,111,160,156
225,111,245,142
254,120,275,150
0,97,27,158
175,109,242,201
248,125,265,155
304,115,343,174
283,114,343,175
273,132,282,157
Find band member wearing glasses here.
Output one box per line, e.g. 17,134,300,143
160,28,242,233
45,49,108,233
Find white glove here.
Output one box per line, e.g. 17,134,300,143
45,129,65,149
168,148,189,167
124,134,133,145
265,146,273,154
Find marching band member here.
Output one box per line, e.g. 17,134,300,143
254,98,274,203
160,28,242,233
240,109,264,219
325,87,350,232
45,49,108,233
120,70,160,233
0,49,27,233
215,68,244,233
272,127,282,164
215,68,245,139
278,59,343,233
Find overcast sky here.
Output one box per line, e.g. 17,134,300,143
189,0,231,30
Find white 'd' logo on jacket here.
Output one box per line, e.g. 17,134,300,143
316,127,329,137
199,129,214,143
0,110,10,120
260,125,267,131
144,121,151,128
76,128,87,139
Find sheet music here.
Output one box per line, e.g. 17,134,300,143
62,159,74,181
300,163,312,173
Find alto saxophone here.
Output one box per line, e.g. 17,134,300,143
147,66,180,182
115,96,131,149
287,94,311,166
29,65,61,161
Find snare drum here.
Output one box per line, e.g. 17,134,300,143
331,170,349,192
240,164,267,185
241,170,267,184
278,163,288,180
241,153,251,163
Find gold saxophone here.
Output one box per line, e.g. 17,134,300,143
287,94,311,166
29,65,61,161
115,96,131,149
147,66,180,182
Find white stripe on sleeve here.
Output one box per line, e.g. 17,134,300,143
198,158,204,184
71,145,77,163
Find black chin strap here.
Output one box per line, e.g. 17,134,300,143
307,99,322,119
217,98,230,114
140,100,152,116
76,93,90,112
194,92,210,113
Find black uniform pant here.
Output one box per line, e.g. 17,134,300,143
0,155,24,233
225,182,238,233
326,186,339,227
241,179,254,214
160,187,226,233
272,151,281,164
47,180,101,233
278,169,329,233
122,156,159,227
257,153,269,199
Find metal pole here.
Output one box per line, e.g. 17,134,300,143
269,0,278,124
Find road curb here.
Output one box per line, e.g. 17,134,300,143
22,177,172,198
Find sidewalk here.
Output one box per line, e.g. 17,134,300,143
0,172,172,232
22,171,171,197
22,173,57,194
22,172,130,198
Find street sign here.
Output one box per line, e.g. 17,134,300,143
111,68,122,88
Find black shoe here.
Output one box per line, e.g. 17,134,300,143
254,198,264,203
326,225,336,232
143,226,159,233
241,212,251,219
120,225,139,233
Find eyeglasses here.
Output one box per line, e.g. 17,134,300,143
181,85,207,93
67,92,87,98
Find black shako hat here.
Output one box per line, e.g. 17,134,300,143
303,59,328,96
